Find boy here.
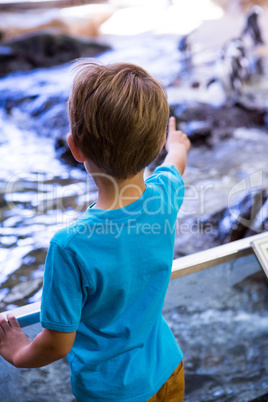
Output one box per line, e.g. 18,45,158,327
0,61,190,401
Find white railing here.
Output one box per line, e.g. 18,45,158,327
1,232,267,327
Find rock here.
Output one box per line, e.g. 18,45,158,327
0,45,12,55
2,90,70,138
173,101,267,129
201,188,268,244
191,81,200,88
172,100,267,149
0,6,115,40
181,120,212,145
185,374,216,394
20,356,73,402
3,278,43,304
0,32,110,76
235,100,267,126
55,137,83,167
33,102,69,138
213,0,268,12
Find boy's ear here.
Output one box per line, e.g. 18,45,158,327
67,133,86,163
161,133,167,150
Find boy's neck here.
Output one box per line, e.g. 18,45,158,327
87,163,146,210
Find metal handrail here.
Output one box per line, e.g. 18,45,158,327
1,231,267,327
2,301,41,327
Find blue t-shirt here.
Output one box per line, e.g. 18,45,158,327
40,165,184,401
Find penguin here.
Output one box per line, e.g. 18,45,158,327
177,33,193,69
242,5,264,46
207,6,265,101
207,38,250,101
178,34,191,53
220,38,250,96
241,5,265,75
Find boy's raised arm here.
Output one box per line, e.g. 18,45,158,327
162,116,191,175
0,314,76,368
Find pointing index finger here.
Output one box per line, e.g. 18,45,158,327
169,116,176,132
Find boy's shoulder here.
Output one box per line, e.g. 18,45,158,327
146,164,184,187
50,213,89,249
150,164,181,177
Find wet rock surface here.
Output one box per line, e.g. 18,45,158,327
174,101,267,130
201,188,268,244
0,64,72,140
55,137,82,167
0,32,110,76
165,255,268,402
167,270,268,402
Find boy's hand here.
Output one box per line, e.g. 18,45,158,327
162,117,190,175
165,116,191,154
0,313,76,368
0,314,31,366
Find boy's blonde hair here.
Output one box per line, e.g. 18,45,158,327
68,61,169,179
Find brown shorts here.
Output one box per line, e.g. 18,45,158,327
74,361,185,402
146,361,185,402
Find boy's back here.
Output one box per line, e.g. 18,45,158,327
41,165,184,400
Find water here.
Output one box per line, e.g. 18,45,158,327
165,256,268,401
0,17,268,401
0,27,268,306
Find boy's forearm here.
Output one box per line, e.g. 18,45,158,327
0,315,76,369
13,329,75,368
162,145,188,175
13,339,61,368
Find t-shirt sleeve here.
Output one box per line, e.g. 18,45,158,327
40,241,84,332
146,164,185,213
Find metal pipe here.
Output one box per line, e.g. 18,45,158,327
1,232,267,327
1,302,41,327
